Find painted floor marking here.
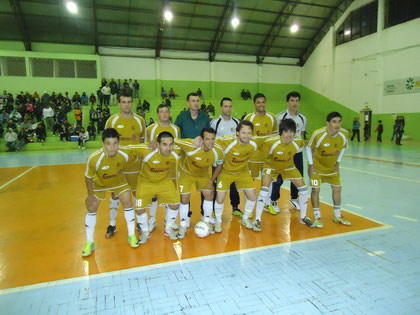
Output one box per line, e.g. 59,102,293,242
393,215,418,222
341,166,420,183
346,241,392,262
0,166,37,191
345,204,363,209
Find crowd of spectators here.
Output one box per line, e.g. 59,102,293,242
241,89,252,100
98,78,140,106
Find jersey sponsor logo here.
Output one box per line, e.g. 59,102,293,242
192,161,209,169
195,157,202,160
273,156,292,162
102,171,120,179
323,143,330,147
120,135,137,141
276,152,284,155
233,152,240,156
101,166,110,170
321,150,340,157
152,160,160,164
132,126,136,130
117,125,124,128
232,157,249,163
150,168,169,172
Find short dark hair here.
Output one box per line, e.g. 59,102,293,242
286,91,300,102
157,103,170,113
102,128,120,141
378,120,382,123
220,97,232,107
186,92,199,101
157,131,174,143
200,127,216,138
279,118,296,134
253,93,266,103
118,92,132,102
236,120,253,132
326,112,342,122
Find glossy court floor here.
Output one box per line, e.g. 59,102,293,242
0,140,419,314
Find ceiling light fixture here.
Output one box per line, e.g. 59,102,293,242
290,24,299,33
66,1,78,14
232,17,240,28
164,9,173,22
344,29,351,35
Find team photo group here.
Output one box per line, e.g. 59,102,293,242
82,91,350,257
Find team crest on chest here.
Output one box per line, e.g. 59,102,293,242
131,126,136,130
116,162,121,167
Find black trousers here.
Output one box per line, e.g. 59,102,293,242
351,129,360,141
377,131,382,142
271,151,303,201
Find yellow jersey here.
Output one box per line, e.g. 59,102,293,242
105,113,146,146
216,135,257,174
261,136,304,172
244,111,278,162
85,146,137,187
128,144,182,183
146,122,181,142
175,138,224,176
308,127,349,175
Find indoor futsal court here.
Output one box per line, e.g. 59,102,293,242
1,0,420,314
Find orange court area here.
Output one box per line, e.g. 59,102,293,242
0,164,382,290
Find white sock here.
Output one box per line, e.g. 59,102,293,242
109,198,119,226
136,212,149,233
124,207,135,236
149,199,158,222
243,199,256,220
165,207,178,231
265,183,273,206
298,186,308,219
334,206,341,218
255,187,269,221
214,201,224,223
203,200,213,219
179,203,189,222
313,207,321,219
85,211,97,242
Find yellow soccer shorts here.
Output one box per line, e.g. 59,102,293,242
135,179,180,209
122,160,141,191
93,177,131,200
178,169,211,195
248,161,264,179
310,172,341,188
262,167,303,181
216,171,255,192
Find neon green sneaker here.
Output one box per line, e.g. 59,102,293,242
128,234,139,248
232,208,253,219
313,218,323,228
333,216,351,226
81,241,95,257
264,204,278,215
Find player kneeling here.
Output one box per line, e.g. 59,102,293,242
252,119,314,231
82,128,139,257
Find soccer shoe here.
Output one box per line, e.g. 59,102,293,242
299,217,315,227
289,199,301,210
164,228,178,240
136,223,142,234
264,204,278,215
148,219,156,233
333,216,352,226
81,241,95,257
128,234,139,248
240,218,253,229
214,221,222,233
252,220,262,232
201,215,215,224
105,225,116,239
313,218,323,228
232,208,243,217
139,231,151,245
207,222,215,235
177,227,186,239
270,202,280,213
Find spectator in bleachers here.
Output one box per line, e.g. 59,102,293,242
207,102,215,115
110,80,119,106
35,121,46,142
33,98,43,121
101,78,107,87
78,127,89,149
7,93,14,105
7,120,17,131
97,117,105,133
20,117,32,132
89,93,96,106
16,92,25,105
32,91,40,100
56,104,68,124
136,100,143,113
5,128,18,152
197,88,202,98
43,103,55,131
89,105,96,122
10,108,22,124
0,123,4,138
16,129,29,151
102,105,111,121
26,100,34,116
161,87,167,99
200,102,206,112
147,118,154,126
74,104,83,127
128,79,134,91
41,91,50,106
96,87,103,106
165,98,171,107
143,99,150,112
241,89,247,100
101,84,111,106
246,89,251,99
117,79,121,90
169,88,176,99
2,90,8,101
134,80,140,99
72,92,81,108
241,112,247,120
64,92,70,100
60,120,70,141
87,121,96,141
81,92,88,106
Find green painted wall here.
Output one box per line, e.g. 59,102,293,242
372,112,420,140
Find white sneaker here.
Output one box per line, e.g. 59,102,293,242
289,199,301,210
214,221,222,233
164,227,178,240
148,219,156,232
177,220,187,239
270,201,280,213
139,231,150,244
201,215,215,224
240,218,253,229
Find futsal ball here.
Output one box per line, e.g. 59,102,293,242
194,221,210,238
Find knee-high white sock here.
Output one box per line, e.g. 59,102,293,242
109,198,119,226
243,199,256,220
255,187,269,221
165,206,178,231
265,183,273,206
124,207,135,236
85,211,97,242
179,203,189,222
149,199,158,222
214,201,224,223
298,186,309,219
334,206,341,218
313,208,321,219
136,212,149,233
203,200,213,220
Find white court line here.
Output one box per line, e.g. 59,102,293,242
345,204,363,209
340,166,420,183
393,215,418,222
0,224,391,296
0,166,37,191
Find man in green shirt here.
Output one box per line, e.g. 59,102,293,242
175,92,210,138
